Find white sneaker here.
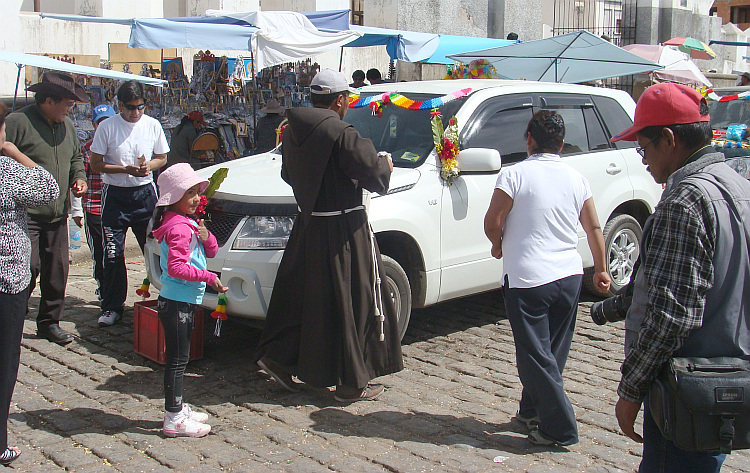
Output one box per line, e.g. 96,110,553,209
182,403,209,423
163,412,211,438
98,310,122,327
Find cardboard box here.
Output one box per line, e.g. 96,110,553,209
133,300,204,365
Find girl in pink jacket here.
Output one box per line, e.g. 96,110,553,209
152,163,227,438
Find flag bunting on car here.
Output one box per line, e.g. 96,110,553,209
349,88,472,111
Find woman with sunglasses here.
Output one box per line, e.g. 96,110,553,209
89,80,169,328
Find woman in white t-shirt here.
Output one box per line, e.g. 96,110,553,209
484,110,610,447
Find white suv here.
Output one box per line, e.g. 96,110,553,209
145,79,663,338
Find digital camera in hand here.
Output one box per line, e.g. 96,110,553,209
590,294,632,325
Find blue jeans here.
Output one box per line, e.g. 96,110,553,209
640,394,726,472
503,274,582,445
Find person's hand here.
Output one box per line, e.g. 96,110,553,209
211,277,228,293
197,219,209,241
378,151,393,172
615,397,644,443
2,142,37,168
491,243,503,259
71,179,87,197
73,216,83,227
125,164,150,177
2,141,20,157
593,270,611,294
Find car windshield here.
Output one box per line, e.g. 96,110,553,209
344,93,465,168
709,100,750,129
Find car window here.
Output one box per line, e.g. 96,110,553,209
544,107,588,155
590,95,637,149
462,95,534,165
583,107,611,151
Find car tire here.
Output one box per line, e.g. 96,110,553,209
382,255,412,340
584,214,642,298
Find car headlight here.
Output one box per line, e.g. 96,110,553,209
232,216,295,249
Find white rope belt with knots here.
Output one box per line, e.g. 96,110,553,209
308,205,386,341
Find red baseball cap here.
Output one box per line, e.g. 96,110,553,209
611,83,710,142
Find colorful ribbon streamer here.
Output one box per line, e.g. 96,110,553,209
349,88,472,110
701,87,750,102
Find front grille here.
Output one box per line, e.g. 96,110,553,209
205,211,243,247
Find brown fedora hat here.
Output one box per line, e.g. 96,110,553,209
26,71,89,102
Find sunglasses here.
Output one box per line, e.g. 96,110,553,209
122,103,146,111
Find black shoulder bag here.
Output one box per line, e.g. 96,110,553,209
649,357,750,453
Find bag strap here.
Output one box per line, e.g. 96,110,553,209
720,416,735,454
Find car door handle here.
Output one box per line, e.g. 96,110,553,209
606,164,622,175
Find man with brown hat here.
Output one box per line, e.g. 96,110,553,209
4,71,88,345
611,82,750,471
252,98,286,155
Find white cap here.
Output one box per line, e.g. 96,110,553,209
310,68,357,95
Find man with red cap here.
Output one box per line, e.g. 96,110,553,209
611,82,750,472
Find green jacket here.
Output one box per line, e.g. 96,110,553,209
5,104,86,222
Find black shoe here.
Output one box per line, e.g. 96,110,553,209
37,324,74,345
257,356,301,393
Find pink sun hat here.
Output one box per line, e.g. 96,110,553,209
156,163,209,207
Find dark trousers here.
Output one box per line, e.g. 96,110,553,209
27,218,69,328
1,289,28,451
157,296,195,413
640,394,726,472
100,183,156,313
84,212,104,296
504,274,582,445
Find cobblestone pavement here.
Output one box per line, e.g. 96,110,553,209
6,256,750,472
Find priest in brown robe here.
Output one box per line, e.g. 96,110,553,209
254,69,404,402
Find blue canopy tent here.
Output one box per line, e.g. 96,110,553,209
418,34,517,65
449,30,661,83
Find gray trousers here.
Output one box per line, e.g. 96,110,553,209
504,274,582,445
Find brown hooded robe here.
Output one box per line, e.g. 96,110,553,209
253,107,404,389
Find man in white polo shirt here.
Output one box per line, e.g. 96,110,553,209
90,80,169,327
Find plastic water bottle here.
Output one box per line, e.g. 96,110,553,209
69,219,81,250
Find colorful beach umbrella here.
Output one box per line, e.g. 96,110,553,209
664,37,717,60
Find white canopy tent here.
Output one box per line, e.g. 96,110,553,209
0,50,168,110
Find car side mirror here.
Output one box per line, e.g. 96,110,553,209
457,148,502,172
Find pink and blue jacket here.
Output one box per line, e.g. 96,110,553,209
152,211,219,304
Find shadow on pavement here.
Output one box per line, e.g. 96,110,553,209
308,408,569,455
12,407,161,438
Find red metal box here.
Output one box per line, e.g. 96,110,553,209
133,299,204,365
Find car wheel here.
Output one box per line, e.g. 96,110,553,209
584,214,642,298
382,255,412,340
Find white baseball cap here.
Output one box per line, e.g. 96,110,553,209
310,69,357,95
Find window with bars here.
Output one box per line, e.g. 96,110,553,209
351,0,364,25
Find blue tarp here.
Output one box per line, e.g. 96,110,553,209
41,10,349,31
41,12,519,65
